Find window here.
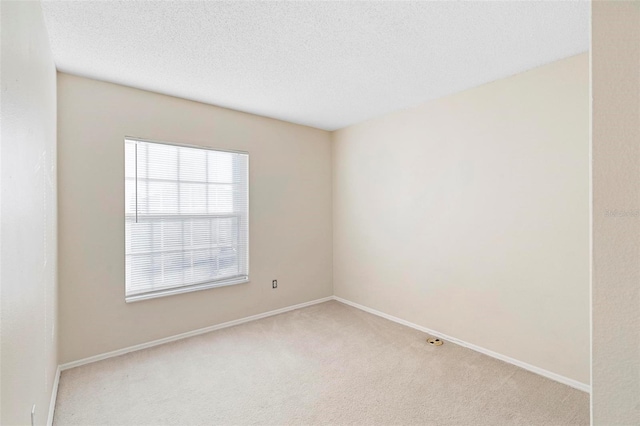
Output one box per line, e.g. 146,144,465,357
124,138,249,302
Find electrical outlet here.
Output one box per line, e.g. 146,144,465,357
272,279,278,289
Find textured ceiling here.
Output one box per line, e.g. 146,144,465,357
41,1,589,131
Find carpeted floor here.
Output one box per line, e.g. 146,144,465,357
54,300,589,425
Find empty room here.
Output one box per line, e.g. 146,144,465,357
2,1,639,425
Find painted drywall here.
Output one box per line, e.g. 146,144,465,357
0,1,58,425
57,73,332,364
332,54,590,385
592,2,640,424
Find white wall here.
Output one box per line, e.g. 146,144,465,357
57,73,333,364
0,1,58,425
333,54,590,386
592,2,640,424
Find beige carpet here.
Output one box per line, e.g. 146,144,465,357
54,301,589,425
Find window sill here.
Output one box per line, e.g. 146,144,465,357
125,276,249,303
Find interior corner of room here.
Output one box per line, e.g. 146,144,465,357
1,1,639,425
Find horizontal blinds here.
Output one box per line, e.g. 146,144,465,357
125,139,249,298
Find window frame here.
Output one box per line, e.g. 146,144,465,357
124,136,250,303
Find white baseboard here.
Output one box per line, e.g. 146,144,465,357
60,296,333,371
47,366,61,426
332,296,591,394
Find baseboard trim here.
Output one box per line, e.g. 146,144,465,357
47,366,61,426
332,296,591,394
60,296,333,371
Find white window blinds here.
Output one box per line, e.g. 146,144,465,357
125,138,249,302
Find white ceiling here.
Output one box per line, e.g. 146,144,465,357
41,1,589,131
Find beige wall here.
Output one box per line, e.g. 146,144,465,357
57,73,332,364
1,1,59,425
592,2,640,424
333,54,590,385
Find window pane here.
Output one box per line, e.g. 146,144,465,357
125,139,249,300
